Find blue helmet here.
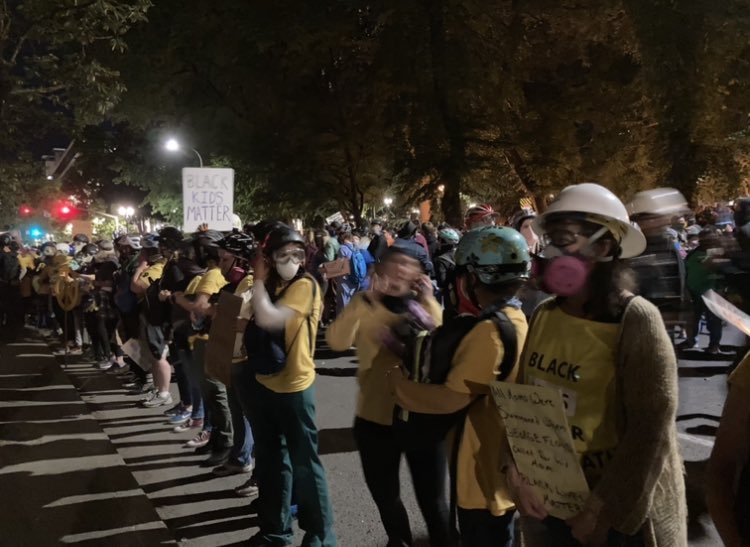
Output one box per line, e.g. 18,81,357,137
454,226,530,285
438,227,461,245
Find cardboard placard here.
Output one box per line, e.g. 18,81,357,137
490,381,589,519
182,167,235,232
702,289,750,337
205,291,243,385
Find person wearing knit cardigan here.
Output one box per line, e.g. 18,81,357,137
504,184,687,546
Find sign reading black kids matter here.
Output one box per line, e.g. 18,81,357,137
182,167,234,232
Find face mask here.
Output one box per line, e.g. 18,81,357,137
275,260,299,281
537,226,609,297
227,265,246,285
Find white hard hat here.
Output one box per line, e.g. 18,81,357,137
534,182,647,259
232,214,242,230
626,188,689,218
56,242,71,254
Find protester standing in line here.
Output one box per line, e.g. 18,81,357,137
505,183,687,546
245,224,336,547
328,247,448,547
707,350,750,546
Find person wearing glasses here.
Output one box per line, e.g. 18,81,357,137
504,183,687,546
244,224,337,547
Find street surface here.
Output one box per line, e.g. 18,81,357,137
0,323,739,546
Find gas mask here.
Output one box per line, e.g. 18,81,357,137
227,265,246,285
535,226,610,297
273,247,304,282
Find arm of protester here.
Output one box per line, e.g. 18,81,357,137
389,367,474,414
326,293,363,350
130,261,150,294
584,298,679,537
707,360,750,547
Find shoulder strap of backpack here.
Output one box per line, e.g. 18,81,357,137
487,310,518,381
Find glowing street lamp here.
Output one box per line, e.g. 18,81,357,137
383,197,393,207
118,206,135,217
163,137,204,167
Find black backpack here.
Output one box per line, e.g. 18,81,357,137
387,303,518,450
244,274,318,375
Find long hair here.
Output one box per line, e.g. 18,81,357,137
571,257,636,322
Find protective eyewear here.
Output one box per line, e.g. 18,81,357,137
272,248,305,264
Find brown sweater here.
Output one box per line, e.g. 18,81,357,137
523,296,687,546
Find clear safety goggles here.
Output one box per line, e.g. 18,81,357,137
272,248,305,264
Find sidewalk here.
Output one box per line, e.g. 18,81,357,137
0,329,175,546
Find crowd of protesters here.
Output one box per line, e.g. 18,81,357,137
0,184,749,546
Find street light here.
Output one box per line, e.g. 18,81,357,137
383,197,393,207
164,137,204,168
118,206,135,217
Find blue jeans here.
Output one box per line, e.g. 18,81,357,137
227,364,254,466
175,348,205,421
245,377,336,547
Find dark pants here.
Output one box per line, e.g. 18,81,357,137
84,312,117,361
227,363,254,466
201,376,233,450
521,516,645,547
352,417,452,547
688,290,722,347
457,508,514,547
245,377,336,547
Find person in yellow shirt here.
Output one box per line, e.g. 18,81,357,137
245,224,336,547
129,235,171,404
506,184,685,547
708,351,750,546
390,226,531,547
327,247,448,547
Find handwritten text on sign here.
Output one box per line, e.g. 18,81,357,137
182,167,234,232
490,381,589,519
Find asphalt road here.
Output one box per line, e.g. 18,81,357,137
1,321,739,546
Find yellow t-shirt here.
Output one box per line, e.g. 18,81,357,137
446,307,527,515
730,351,750,391
235,274,254,295
256,276,321,394
521,306,620,485
140,261,164,286
195,267,227,296
18,254,35,271
233,274,255,362
326,293,443,426
184,275,203,296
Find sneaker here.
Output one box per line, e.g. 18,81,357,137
68,346,83,356
174,418,204,433
122,378,140,389
705,345,721,355
214,461,252,477
96,359,113,370
676,339,698,350
142,392,173,408
235,477,259,497
168,410,192,425
128,382,154,395
185,430,211,448
201,448,232,468
164,403,185,417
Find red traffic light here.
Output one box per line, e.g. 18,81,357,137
19,205,32,216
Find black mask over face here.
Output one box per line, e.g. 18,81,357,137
381,294,415,314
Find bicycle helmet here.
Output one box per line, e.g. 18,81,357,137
464,204,498,230
455,226,531,285
221,231,257,261
116,235,142,250
437,227,461,245
262,224,305,256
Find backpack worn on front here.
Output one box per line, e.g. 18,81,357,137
349,248,368,288
383,302,518,450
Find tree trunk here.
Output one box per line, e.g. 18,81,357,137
425,0,465,227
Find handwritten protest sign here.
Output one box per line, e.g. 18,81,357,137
702,289,750,337
182,167,234,232
490,381,589,519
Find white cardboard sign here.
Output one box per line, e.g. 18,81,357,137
490,381,590,519
182,167,234,232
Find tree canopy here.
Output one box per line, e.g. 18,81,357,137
5,0,750,229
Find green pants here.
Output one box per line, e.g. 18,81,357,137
246,377,336,547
